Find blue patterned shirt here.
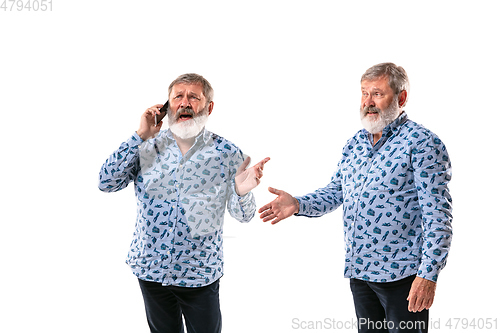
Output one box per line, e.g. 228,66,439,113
296,113,452,282
98,128,255,287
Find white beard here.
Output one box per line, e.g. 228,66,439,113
168,109,209,139
360,98,400,134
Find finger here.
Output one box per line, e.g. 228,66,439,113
258,203,272,214
417,301,426,312
268,187,282,196
259,209,273,219
271,216,282,225
250,158,269,173
411,294,425,313
144,110,158,125
407,293,416,312
258,157,271,169
149,104,164,116
425,296,434,310
261,211,276,221
146,108,159,118
260,209,274,221
236,157,251,175
418,295,432,312
263,214,279,223
414,297,425,313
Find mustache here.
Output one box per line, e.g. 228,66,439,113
172,107,195,120
361,106,381,116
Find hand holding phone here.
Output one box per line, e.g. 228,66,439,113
137,103,165,140
155,101,169,126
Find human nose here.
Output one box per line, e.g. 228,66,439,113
179,96,191,108
362,94,375,108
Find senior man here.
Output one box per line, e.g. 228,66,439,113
259,63,452,333
99,73,269,333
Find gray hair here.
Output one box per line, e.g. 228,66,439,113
361,63,410,106
168,73,214,103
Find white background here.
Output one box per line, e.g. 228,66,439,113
1,1,499,332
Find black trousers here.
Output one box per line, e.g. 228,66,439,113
350,275,429,333
138,278,222,333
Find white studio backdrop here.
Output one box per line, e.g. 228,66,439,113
1,1,498,332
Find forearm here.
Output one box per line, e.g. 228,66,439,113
98,133,143,192
417,196,453,282
295,182,343,217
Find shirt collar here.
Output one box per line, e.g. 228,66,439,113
165,127,211,145
387,111,408,133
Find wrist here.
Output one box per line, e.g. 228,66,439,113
294,198,300,214
136,129,148,141
235,184,248,197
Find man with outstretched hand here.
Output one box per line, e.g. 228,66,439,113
99,73,269,333
259,63,452,333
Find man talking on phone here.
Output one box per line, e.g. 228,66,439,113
98,73,269,333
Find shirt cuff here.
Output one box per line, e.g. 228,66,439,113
417,264,440,283
237,191,253,205
131,132,145,145
294,196,303,216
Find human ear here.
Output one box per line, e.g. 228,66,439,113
398,90,408,107
208,101,214,115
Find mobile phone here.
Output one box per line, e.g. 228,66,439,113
155,101,169,126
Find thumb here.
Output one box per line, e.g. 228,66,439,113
268,187,282,196
236,156,251,175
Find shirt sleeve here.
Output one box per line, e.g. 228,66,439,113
98,133,143,192
295,165,344,217
227,182,256,223
412,134,453,282
226,152,256,223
